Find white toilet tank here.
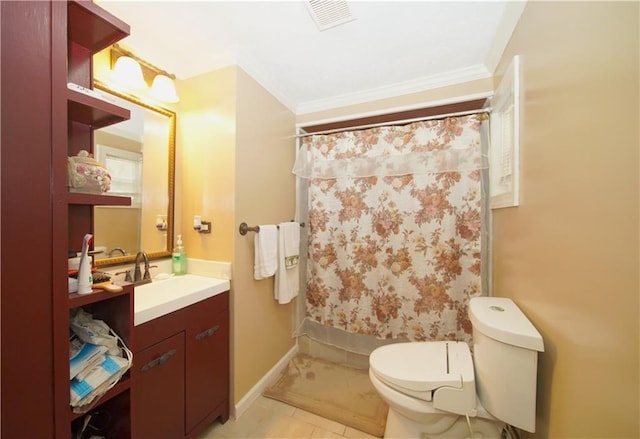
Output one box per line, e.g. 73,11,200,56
469,297,544,433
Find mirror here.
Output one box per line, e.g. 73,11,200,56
93,80,176,267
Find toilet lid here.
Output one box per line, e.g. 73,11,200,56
369,341,473,393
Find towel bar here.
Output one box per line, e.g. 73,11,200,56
238,221,305,236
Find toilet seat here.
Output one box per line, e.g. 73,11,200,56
369,341,477,416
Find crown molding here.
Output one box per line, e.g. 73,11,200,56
295,64,492,115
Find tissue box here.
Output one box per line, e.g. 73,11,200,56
67,150,111,194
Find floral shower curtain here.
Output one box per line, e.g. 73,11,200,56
293,114,489,347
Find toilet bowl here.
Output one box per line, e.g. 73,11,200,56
369,341,502,438
369,297,544,439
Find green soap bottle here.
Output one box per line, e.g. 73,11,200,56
172,234,187,275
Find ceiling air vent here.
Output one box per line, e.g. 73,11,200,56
306,0,355,31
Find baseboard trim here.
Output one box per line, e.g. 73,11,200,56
233,344,299,419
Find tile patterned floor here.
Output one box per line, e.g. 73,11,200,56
197,395,379,439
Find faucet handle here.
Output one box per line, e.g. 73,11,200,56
143,265,158,281
115,270,132,282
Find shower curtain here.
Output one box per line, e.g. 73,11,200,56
293,114,489,353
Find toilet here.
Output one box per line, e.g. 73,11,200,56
369,297,544,438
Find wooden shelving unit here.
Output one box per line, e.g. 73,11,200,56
61,2,134,438
0,2,134,437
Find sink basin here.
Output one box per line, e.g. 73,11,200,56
134,274,230,326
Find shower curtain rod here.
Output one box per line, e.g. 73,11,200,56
295,107,491,138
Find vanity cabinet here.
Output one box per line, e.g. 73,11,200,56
185,296,230,434
133,333,186,438
133,291,230,439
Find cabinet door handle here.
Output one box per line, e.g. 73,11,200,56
140,348,177,372
195,325,220,341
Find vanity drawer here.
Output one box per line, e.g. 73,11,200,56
134,291,229,352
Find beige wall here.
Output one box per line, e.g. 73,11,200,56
233,68,297,402
177,66,296,405
177,66,237,262
491,2,639,437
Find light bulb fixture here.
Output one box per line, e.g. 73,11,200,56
112,55,146,90
150,74,179,103
109,44,179,103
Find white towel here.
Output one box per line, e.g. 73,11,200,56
281,222,300,269
274,222,300,304
254,225,278,280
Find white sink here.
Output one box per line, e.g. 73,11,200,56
134,274,230,326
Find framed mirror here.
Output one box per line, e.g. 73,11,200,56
93,79,176,267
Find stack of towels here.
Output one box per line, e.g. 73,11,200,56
254,222,300,304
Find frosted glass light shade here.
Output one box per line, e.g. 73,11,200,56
150,74,179,103
112,56,146,90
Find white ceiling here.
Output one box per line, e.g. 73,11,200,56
96,1,525,114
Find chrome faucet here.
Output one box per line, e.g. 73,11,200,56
134,251,151,285
108,247,127,257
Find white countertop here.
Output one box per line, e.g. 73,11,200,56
134,274,230,326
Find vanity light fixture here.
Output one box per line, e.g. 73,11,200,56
111,55,146,90
110,44,179,103
150,74,179,103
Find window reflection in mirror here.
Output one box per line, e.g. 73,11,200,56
93,81,175,267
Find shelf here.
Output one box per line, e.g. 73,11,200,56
69,283,133,309
68,88,130,128
67,192,132,206
67,0,130,53
70,376,131,422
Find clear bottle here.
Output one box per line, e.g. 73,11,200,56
172,234,187,275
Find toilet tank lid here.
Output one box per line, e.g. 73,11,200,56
469,297,544,352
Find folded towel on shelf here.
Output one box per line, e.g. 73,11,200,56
254,225,278,280
281,222,300,269
275,222,300,304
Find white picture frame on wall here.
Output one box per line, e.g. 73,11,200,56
490,55,520,209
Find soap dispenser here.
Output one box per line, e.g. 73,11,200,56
172,234,187,275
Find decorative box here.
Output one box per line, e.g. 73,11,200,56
67,150,111,194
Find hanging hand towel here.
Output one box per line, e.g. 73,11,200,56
254,225,278,280
282,221,300,269
274,222,300,304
